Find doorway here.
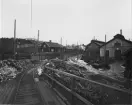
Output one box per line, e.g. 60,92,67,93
115,49,121,60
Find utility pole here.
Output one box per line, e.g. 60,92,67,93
37,30,40,60
14,19,16,59
60,37,63,59
104,34,107,65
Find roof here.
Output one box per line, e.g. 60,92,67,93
0,38,34,45
16,39,33,44
44,42,63,48
92,40,105,46
29,40,43,46
86,40,105,48
100,34,132,48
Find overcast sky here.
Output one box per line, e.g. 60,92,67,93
0,0,131,45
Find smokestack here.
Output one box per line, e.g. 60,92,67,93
120,29,122,35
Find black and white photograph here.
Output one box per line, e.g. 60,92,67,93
0,0,132,105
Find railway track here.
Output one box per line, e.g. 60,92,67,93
12,70,44,105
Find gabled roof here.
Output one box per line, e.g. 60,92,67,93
44,42,63,48
86,40,105,48
29,40,43,46
92,40,105,46
100,34,132,48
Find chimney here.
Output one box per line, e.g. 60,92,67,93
49,40,52,42
120,29,122,35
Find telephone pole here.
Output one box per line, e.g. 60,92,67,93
14,19,16,59
60,37,63,59
104,34,107,65
37,30,40,60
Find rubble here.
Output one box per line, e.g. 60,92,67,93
0,59,28,82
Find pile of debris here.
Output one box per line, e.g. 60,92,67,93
0,59,25,82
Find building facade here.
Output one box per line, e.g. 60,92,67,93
0,38,39,59
82,40,105,62
40,41,64,53
100,31,132,60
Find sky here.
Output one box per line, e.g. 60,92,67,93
0,0,131,45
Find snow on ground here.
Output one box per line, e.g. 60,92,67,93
68,56,125,81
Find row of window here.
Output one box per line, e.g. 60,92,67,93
17,44,34,48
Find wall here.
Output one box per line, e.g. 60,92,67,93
84,43,100,61
0,38,14,53
41,42,50,52
16,46,38,53
100,38,132,58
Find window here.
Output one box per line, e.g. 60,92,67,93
44,45,46,48
17,45,20,48
114,41,121,47
51,49,54,52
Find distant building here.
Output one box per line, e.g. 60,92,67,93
65,45,74,52
16,39,38,54
40,40,64,53
82,39,105,62
0,38,39,59
100,30,132,60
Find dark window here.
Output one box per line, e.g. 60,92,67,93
114,41,121,47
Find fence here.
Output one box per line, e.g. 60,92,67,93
42,66,131,105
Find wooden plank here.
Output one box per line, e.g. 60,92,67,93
45,66,131,95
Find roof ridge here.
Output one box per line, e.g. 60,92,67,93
100,37,132,48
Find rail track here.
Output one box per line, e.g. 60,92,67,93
12,70,44,105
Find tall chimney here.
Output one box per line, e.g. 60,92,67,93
120,29,122,35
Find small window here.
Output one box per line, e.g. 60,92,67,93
114,41,121,47
51,49,54,52
44,45,46,48
17,45,20,48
